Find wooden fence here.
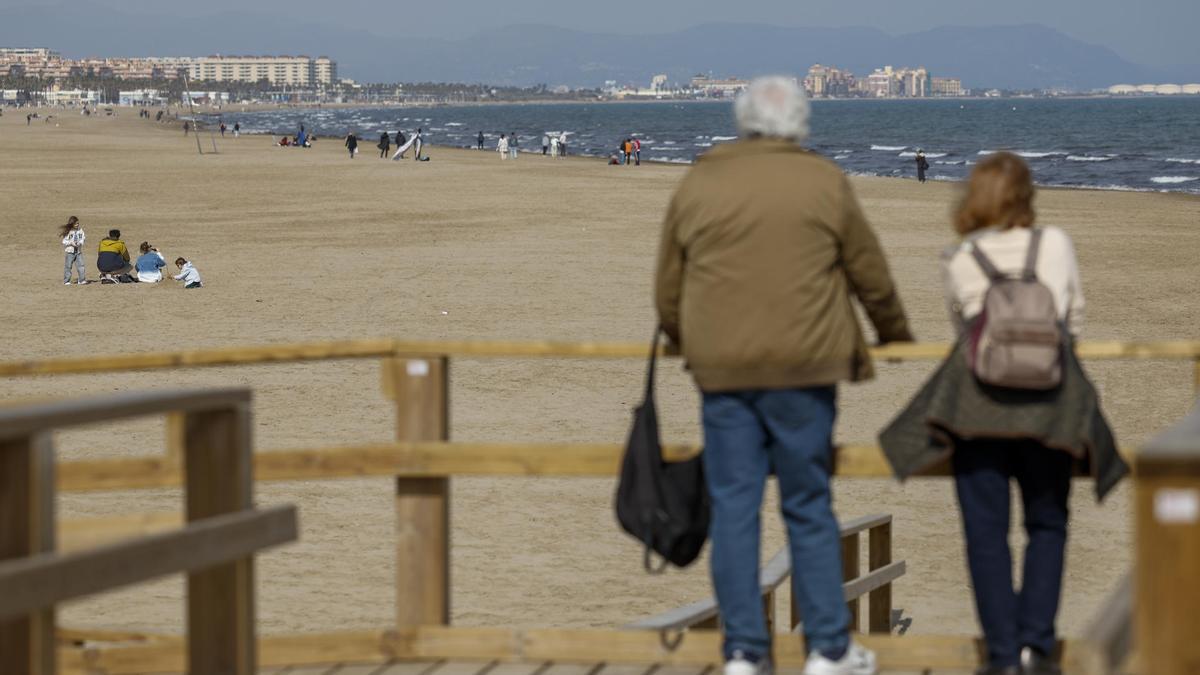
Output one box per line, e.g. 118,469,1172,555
1,338,1197,673
0,389,298,675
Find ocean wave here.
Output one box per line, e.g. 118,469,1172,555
445,122,464,126
1150,176,1199,184
1067,155,1113,162
1164,158,1200,164
899,151,947,158
833,154,851,159
935,160,966,165
649,157,692,164
871,145,907,151
695,142,713,147
1016,151,1068,159
711,136,738,141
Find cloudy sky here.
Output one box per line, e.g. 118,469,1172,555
3,0,1197,66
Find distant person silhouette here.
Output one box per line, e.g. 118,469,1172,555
478,131,485,150
345,132,359,159
916,149,930,183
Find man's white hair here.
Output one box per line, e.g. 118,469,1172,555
734,76,810,143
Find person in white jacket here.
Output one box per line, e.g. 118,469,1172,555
173,257,203,289
497,134,509,160
59,216,87,285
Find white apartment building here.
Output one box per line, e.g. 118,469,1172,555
179,55,337,86
1,48,338,87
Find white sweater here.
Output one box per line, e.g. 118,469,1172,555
941,225,1085,336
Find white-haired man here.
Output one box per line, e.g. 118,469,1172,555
655,76,913,675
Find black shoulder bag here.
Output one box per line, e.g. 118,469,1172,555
615,330,710,572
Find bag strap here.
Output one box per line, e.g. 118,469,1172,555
1022,228,1044,281
969,241,1005,282
642,329,660,401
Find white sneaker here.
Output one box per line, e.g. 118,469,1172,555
803,642,877,675
725,653,770,675
64,281,71,285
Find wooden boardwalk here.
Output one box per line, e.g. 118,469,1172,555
253,662,930,675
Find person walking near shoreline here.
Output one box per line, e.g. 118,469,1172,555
656,76,911,675
478,131,485,150
378,131,391,158
542,134,550,155
510,133,519,159
233,122,240,137
59,216,87,285
633,137,642,165
345,132,359,159
413,128,424,161
559,132,568,157
497,133,509,160
916,150,929,183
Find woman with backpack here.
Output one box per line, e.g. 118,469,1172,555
880,152,1126,675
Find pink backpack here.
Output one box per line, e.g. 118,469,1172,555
967,228,1063,390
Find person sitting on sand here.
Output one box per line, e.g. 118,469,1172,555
96,229,132,283
134,242,166,283
173,257,203,289
279,136,290,147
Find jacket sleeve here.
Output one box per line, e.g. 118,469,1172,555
120,243,130,261
654,194,686,346
839,177,914,343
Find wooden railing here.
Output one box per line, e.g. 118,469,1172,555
1,338,1196,673
628,514,902,636
0,389,299,675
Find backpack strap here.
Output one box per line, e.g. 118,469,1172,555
969,241,1005,282
1022,228,1044,281
643,329,660,400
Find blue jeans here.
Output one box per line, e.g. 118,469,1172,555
64,251,85,283
953,439,1072,669
702,387,849,661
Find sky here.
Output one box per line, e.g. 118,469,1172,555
3,0,1198,66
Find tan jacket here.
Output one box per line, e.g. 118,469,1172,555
655,138,913,392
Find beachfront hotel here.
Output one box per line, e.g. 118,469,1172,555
0,48,337,86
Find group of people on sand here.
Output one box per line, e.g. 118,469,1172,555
652,77,1118,675
368,128,426,161
59,216,202,287
609,137,641,165
279,125,313,148
494,131,569,160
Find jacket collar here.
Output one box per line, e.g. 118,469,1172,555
698,136,809,162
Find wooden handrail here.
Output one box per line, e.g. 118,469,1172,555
0,388,250,440
628,514,902,632
0,338,1196,378
0,506,297,621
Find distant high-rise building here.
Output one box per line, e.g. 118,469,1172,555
931,77,964,97
866,67,896,98
0,49,338,86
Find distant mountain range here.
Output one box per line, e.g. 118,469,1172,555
1,3,1196,90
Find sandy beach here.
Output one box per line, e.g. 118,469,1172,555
0,111,1196,643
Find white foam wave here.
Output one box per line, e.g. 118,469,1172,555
833,154,851,159
695,142,713,147
977,150,997,156
711,136,738,141
445,122,464,126
650,157,692,164
935,160,966,165
899,151,947,158
1150,176,1199,184
1067,155,1113,162
872,145,907,151
1164,158,1200,164
1016,151,1067,159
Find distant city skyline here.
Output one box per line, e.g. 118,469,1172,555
1,0,1194,67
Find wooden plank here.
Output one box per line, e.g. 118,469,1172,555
57,626,172,645
841,562,906,603
390,357,452,628
841,535,860,633
0,388,251,440
185,403,258,675
0,433,56,675
371,662,444,675
0,506,296,620
166,411,186,460
867,521,893,635
58,512,182,552
56,441,1129,493
837,514,891,538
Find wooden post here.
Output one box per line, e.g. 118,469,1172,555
166,412,185,461
387,356,450,627
0,433,56,675
763,589,776,635
184,404,255,675
790,575,802,633
1135,406,1200,675
841,534,860,633
868,521,893,634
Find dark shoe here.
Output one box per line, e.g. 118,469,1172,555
1021,648,1062,675
975,668,1019,675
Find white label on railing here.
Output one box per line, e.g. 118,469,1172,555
1154,488,1200,524
406,360,430,377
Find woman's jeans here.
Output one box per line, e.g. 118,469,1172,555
702,386,850,662
953,439,1072,668
64,251,84,283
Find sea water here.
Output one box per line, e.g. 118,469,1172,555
228,97,1200,194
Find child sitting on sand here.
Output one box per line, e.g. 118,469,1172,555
173,257,203,289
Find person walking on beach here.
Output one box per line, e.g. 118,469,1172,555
656,76,912,675
881,153,1125,675
233,122,240,137
478,131,485,150
497,133,509,160
393,130,408,158
916,150,929,183
183,121,190,136
220,122,227,137
378,131,391,158
60,216,87,285
510,133,519,159
345,132,359,159
633,137,642,165
542,134,550,155
413,128,424,161
559,132,568,157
